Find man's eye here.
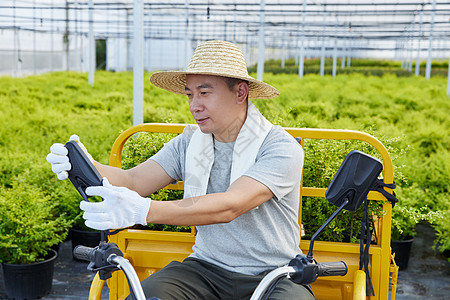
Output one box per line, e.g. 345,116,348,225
200,92,208,95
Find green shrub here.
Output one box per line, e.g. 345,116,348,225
1,70,448,254
300,135,401,243
434,209,450,260
391,204,443,241
122,132,189,232
0,183,71,264
250,58,448,77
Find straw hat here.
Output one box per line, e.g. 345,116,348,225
150,40,280,100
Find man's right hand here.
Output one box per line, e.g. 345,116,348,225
46,135,93,180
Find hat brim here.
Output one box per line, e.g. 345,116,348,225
150,71,280,100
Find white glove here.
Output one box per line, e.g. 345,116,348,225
46,134,93,180
80,178,152,231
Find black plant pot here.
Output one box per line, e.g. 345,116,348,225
51,242,62,254
69,228,101,260
391,237,414,270
2,249,58,300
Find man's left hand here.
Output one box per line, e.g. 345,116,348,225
80,178,151,230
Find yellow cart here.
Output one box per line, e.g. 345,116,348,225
87,123,399,300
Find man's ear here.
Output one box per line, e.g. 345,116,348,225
236,81,249,104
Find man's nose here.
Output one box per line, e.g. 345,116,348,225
189,95,204,111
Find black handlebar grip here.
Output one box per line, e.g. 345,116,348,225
73,245,95,262
317,261,348,277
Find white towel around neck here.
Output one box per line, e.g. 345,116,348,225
184,101,273,199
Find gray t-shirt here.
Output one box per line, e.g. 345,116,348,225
150,125,304,275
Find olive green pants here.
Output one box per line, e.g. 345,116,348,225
128,258,314,300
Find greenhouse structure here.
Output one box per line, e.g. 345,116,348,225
1,1,450,77
1,2,450,299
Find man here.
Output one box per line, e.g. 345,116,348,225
47,40,313,299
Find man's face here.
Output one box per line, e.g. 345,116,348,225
185,74,246,143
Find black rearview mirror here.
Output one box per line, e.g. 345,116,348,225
326,150,383,212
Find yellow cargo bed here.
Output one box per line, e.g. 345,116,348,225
88,123,399,300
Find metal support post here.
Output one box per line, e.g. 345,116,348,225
116,7,120,71
88,0,95,85
415,5,424,76
320,5,327,76
13,0,17,77
74,0,79,71
146,5,152,71
341,24,347,69
33,0,36,74
281,30,286,68
133,0,144,126
425,0,437,79
184,0,189,68
332,19,338,77
299,0,306,78
65,0,70,71
51,0,54,72
347,38,351,67
233,4,237,44
408,20,415,72
256,0,265,81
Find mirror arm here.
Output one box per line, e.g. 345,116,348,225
307,199,349,260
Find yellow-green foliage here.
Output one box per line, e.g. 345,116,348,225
0,184,70,264
254,73,449,195
122,132,188,232
255,73,449,249
0,71,448,256
249,58,449,77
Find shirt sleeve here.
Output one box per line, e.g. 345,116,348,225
149,125,196,182
243,127,304,201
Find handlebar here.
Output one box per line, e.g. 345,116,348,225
73,243,146,300
250,266,296,300
73,245,95,262
318,261,347,277
77,244,347,300
250,257,348,300
107,254,146,300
